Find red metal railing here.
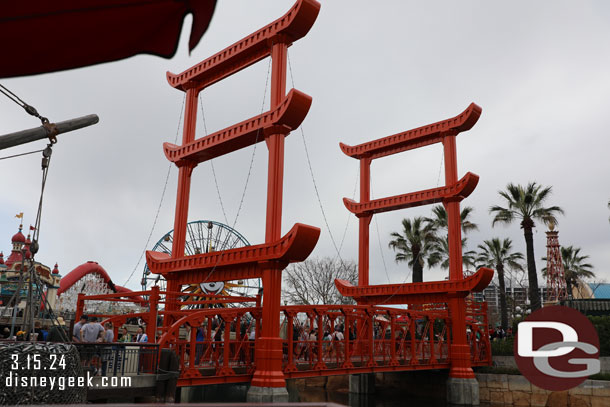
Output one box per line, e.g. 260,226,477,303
76,289,491,386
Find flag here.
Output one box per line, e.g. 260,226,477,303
29,225,36,231
15,212,23,219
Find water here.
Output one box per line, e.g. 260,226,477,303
182,383,487,407
294,387,450,407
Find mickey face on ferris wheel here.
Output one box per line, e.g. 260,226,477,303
200,282,225,295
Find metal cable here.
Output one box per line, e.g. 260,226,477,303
229,57,272,232
287,50,351,273
331,167,359,265
198,96,229,226
370,184,391,284
436,149,444,188
31,145,52,244
287,50,417,306
0,148,45,161
0,83,49,123
195,55,272,286
123,94,186,287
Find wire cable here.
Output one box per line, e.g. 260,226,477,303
198,96,229,226
371,184,391,284
287,50,351,273
192,56,272,287
287,50,418,306
0,148,45,161
123,94,186,287
0,83,49,123
331,167,359,265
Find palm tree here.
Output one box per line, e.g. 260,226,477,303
426,205,478,275
428,236,477,271
490,182,564,311
476,238,524,330
543,246,595,299
425,205,478,234
388,217,437,283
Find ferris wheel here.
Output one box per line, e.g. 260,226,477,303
141,220,260,306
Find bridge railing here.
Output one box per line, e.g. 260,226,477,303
74,287,491,384
72,342,159,376
156,302,490,385
280,304,452,377
466,300,491,365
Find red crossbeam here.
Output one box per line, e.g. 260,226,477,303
340,103,481,160
334,268,493,305
163,89,311,165
146,223,320,280
343,172,479,216
166,0,320,91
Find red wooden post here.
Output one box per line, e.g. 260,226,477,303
314,312,325,370
75,293,84,323
220,318,233,375
189,322,196,368
410,316,417,365
285,312,295,371
147,285,159,342
366,310,375,367
343,313,353,368
252,37,290,388
358,157,372,286
429,317,437,364
442,131,475,380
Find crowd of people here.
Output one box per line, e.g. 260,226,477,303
488,325,513,341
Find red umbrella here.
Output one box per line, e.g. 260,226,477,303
1,0,217,78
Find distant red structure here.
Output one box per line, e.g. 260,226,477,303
545,224,568,302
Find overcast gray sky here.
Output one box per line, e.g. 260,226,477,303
1,0,609,293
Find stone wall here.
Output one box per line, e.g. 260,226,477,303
477,373,610,407
492,356,610,374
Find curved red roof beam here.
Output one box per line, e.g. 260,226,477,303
58,261,112,296
58,261,145,304
334,267,494,305
146,223,320,286
166,0,320,91
163,89,312,165
340,103,482,160
343,172,479,216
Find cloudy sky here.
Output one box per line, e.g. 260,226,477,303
1,0,609,294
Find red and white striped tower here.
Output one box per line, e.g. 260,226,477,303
545,223,568,303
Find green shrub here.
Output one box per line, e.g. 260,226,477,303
589,315,610,356
491,337,514,356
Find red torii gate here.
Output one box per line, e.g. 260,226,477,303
133,0,493,403
335,102,493,389
145,0,322,398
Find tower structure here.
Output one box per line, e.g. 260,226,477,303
146,0,321,400
545,223,568,302
335,103,493,402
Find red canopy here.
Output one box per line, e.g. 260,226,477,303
1,0,217,79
